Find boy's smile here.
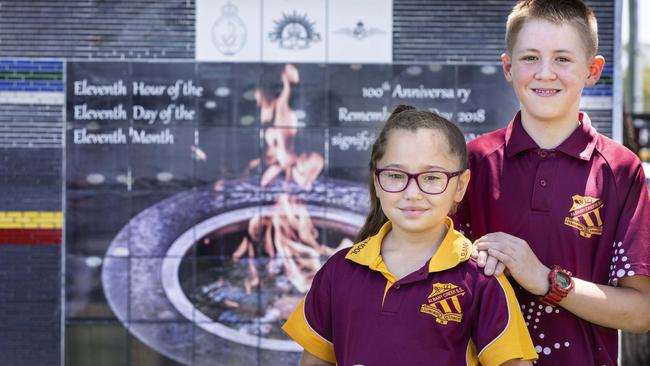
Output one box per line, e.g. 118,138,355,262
532,88,560,97
501,19,604,133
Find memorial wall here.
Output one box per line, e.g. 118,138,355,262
64,61,518,365
0,1,619,365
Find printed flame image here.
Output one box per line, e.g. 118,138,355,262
254,64,324,189
204,64,351,325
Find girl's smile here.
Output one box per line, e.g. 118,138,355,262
399,206,429,217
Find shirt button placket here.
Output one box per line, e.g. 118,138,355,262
381,283,404,314
531,152,554,212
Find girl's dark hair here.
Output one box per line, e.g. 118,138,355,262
354,105,468,242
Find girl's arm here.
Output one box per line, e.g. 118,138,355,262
299,351,335,366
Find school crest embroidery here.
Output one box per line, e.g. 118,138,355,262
563,194,604,238
420,283,465,325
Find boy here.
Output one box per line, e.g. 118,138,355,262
454,1,650,365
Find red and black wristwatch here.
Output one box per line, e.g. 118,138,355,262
540,265,574,307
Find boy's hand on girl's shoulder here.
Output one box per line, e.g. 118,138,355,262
471,244,507,277
474,233,551,296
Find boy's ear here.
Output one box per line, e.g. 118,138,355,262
501,53,513,82
585,55,605,87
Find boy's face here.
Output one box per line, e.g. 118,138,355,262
501,19,605,126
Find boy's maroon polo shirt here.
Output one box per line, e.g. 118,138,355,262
455,111,650,366
283,218,537,366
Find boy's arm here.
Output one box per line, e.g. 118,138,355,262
476,155,650,333
475,232,650,333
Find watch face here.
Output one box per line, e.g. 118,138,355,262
556,272,571,288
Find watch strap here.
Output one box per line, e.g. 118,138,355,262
540,265,574,307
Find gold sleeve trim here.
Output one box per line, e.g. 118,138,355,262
282,299,336,364
478,275,538,366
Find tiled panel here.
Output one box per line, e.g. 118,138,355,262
129,126,196,191
328,64,394,127
65,323,129,366
65,190,131,256
65,254,126,321
195,126,262,187
129,322,191,366
328,126,375,184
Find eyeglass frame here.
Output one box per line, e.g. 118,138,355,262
374,168,464,195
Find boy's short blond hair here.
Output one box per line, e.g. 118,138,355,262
505,0,599,58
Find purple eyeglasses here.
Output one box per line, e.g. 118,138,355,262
374,168,463,195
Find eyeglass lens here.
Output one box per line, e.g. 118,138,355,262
377,170,448,194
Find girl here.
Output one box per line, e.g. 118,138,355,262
283,105,536,366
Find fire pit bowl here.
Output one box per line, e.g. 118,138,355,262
102,177,368,365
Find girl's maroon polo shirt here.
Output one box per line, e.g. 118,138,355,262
283,219,537,365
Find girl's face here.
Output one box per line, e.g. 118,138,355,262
374,128,470,237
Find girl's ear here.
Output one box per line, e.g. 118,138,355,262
373,173,381,198
454,169,471,203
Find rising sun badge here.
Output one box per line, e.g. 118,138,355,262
268,10,321,50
